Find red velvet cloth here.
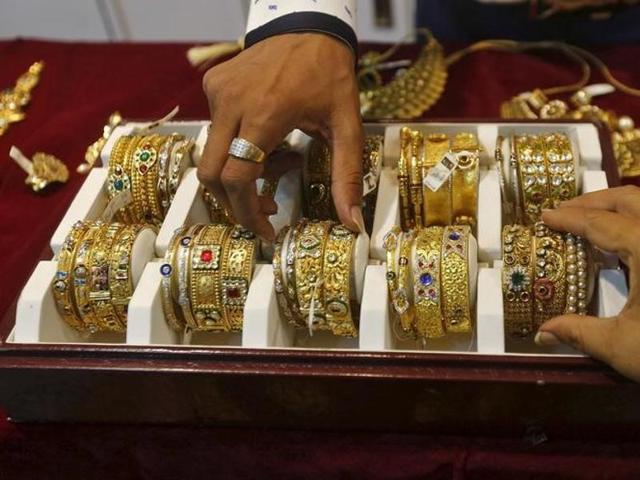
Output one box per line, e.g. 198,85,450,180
1,39,640,479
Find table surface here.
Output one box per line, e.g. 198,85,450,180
1,38,640,479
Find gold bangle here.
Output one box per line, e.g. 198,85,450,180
119,135,146,223
413,226,445,339
273,226,301,326
284,219,308,325
220,225,257,332
543,132,577,206
396,229,416,333
565,233,590,315
87,223,126,332
450,133,480,227
295,220,333,328
532,222,566,329
168,138,194,205
157,133,184,217
398,127,413,230
160,225,190,331
384,226,412,333
134,135,164,224
107,136,135,224
502,224,534,338
203,189,233,224
323,223,358,337
422,133,451,226
52,221,91,331
515,134,548,225
440,225,473,333
409,130,424,228
304,140,334,220
176,224,207,329
109,223,149,326
70,222,103,331
189,224,231,331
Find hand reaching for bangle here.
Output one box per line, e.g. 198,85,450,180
199,33,364,242
538,185,640,381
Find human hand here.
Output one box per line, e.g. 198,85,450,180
537,185,640,381
199,33,364,241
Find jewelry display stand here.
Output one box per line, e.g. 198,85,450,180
1,120,637,438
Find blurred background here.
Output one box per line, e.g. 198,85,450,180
1,0,639,44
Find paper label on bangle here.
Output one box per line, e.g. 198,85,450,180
101,190,133,222
362,172,377,196
423,152,459,192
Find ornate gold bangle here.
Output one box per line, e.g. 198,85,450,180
450,133,480,227
413,226,445,339
398,127,413,230
295,220,333,329
133,134,163,224
441,225,473,333
176,224,207,329
383,226,410,332
220,225,257,332
543,132,577,207
532,222,566,329
304,140,334,220
284,219,308,325
515,134,549,225
107,135,135,224
323,223,358,337
188,224,231,331
565,233,589,315
157,133,184,217
109,223,148,326
160,225,190,331
52,221,91,331
502,224,534,338
203,190,233,224
87,223,126,332
422,133,452,226
395,229,416,333
409,130,424,228
168,138,194,205
70,222,103,331
273,226,301,327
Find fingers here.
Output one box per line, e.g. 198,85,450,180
262,151,303,180
536,314,617,364
328,110,364,232
541,207,640,261
558,185,640,220
197,113,239,214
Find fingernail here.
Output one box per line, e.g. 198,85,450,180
534,331,561,346
350,206,366,234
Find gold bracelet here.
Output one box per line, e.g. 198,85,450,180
133,135,163,224
176,224,207,329
189,224,231,331
532,222,566,329
157,133,184,217
284,219,308,325
87,223,126,332
168,138,194,205
396,229,416,333
413,226,445,339
422,133,452,226
273,226,301,326
450,133,480,227
383,226,411,333
502,224,534,338
304,140,334,220
107,136,135,224
220,226,257,331
441,225,473,333
543,132,577,207
70,222,103,331
109,223,149,326
515,134,548,225
409,130,424,228
52,221,91,331
295,220,333,328
566,234,589,315
160,225,190,331
398,127,413,230
120,135,146,223
323,223,358,337
203,189,233,224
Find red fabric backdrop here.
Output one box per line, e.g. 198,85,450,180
1,39,640,479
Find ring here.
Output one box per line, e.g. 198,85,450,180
228,138,266,164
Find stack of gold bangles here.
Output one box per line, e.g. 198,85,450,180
498,132,577,224
304,134,384,225
160,223,258,332
384,225,473,340
107,133,194,226
398,127,480,231
273,219,359,337
502,222,591,338
52,220,156,333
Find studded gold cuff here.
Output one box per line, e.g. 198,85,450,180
160,225,189,331
323,224,358,337
176,224,207,329
502,224,534,338
395,230,416,333
441,225,473,333
515,134,551,225
413,226,444,339
531,222,566,329
107,135,136,224
70,223,103,330
565,233,590,315
543,132,577,207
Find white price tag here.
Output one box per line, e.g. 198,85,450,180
101,190,132,222
362,172,377,197
423,152,459,192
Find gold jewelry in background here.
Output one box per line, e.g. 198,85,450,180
0,61,43,137
78,111,123,174
412,226,444,339
440,226,472,333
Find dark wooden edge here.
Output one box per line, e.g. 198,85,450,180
0,119,626,387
